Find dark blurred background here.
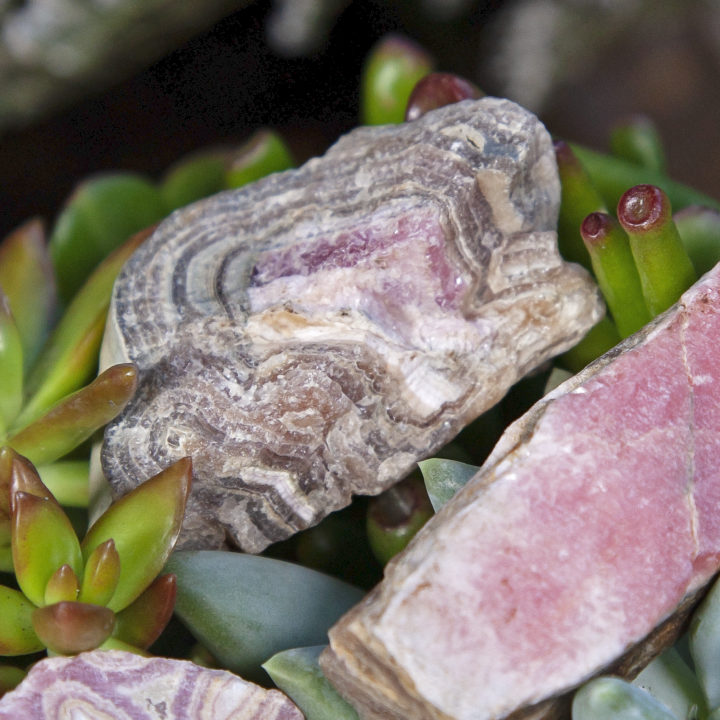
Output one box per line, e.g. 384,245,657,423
1,0,719,239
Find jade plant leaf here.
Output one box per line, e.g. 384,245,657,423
418,458,479,512
0,585,44,655
19,228,150,429
49,173,166,303
166,550,365,681
160,151,228,211
573,676,677,720
0,219,56,371
633,646,707,720
224,129,294,189
9,364,137,466
81,457,191,612
263,645,359,720
31,601,115,655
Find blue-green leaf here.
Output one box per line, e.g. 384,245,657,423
691,575,720,711
166,550,364,681
573,677,678,720
418,458,478,511
263,645,359,720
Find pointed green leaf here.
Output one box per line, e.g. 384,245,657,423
224,130,294,189
9,364,137,466
49,173,166,303
11,492,83,607
112,574,176,649
0,219,56,371
78,538,120,606
0,289,23,433
44,564,80,605
573,677,677,720
418,458,479,512
37,460,89,508
7,447,56,503
160,151,227,210
32,601,115,655
81,457,191,612
633,646,707,720
18,227,150,429
0,585,43,655
263,646,359,720
166,550,365,681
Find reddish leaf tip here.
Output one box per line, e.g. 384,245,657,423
580,212,613,246
617,184,670,231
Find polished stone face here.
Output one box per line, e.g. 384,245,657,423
99,97,601,553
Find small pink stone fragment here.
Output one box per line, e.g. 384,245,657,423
0,650,303,720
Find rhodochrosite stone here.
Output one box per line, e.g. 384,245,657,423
99,97,601,553
0,650,302,719
321,264,720,720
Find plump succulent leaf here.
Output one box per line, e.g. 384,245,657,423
81,458,191,612
418,458,479,512
0,585,44,655
44,563,80,605
0,289,23,433
8,364,137,466
160,151,228,210
674,206,720,277
166,550,365,681
0,664,26,695
18,228,150,430
36,460,89,508
0,219,56,371
573,677,678,720
633,645,707,720
49,173,166,303
361,35,433,125
31,601,115,655
225,130,294,189
11,491,83,607
263,645,360,720
78,538,120,606
112,573,177,649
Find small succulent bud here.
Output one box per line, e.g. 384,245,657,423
405,72,482,121
31,601,115,655
366,475,433,565
78,538,121,607
580,212,650,337
44,564,80,605
361,35,434,125
617,185,697,316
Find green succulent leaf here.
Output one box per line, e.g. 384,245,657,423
160,151,227,210
9,364,138,466
112,573,176,650
81,457,191,612
418,458,479,512
37,460,89,508
44,563,80,605
263,645,359,720
11,491,83,607
166,550,365,681
32,601,115,655
0,585,44,655
633,645,707,720
19,228,150,430
361,35,434,125
0,289,23,433
0,219,56,371
78,538,120,607
49,173,166,303
0,664,26,695
690,574,720,711
224,130,294,189
573,677,678,720
674,206,720,277
610,116,667,175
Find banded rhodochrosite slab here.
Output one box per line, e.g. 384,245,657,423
0,650,302,720
321,263,720,720
99,97,601,553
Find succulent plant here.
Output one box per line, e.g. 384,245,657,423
0,447,190,662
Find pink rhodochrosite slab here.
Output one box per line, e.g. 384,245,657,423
0,650,302,720
98,97,601,553
321,264,720,720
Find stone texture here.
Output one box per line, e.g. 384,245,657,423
321,263,720,720
0,650,302,719
99,97,602,553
